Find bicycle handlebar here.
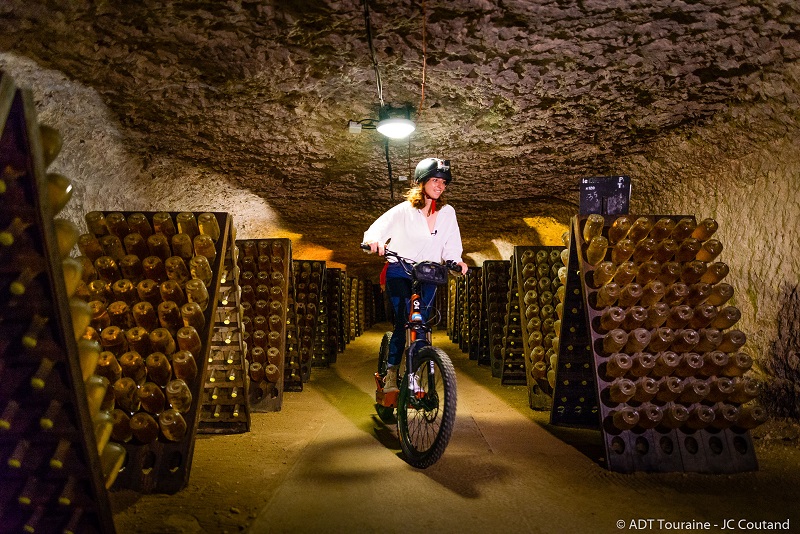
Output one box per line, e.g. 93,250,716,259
360,243,462,274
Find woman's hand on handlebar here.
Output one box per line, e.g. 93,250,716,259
361,241,385,256
457,261,468,275
445,260,469,275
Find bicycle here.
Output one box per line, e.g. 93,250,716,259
362,244,460,468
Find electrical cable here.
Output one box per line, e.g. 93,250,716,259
362,0,384,108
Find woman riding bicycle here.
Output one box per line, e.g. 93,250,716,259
363,157,468,393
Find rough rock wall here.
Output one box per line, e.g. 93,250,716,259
617,65,800,418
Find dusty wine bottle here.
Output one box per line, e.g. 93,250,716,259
705,377,735,403
717,329,746,353
680,261,708,285
656,261,681,286
582,214,605,243
159,408,188,441
627,217,653,243
85,211,109,237
670,217,697,241
632,238,657,263
145,352,172,387
598,306,625,333
158,300,184,333
674,352,704,378
595,282,620,308
710,306,741,330
605,353,632,378
607,377,636,404
100,325,128,356
700,261,729,284
189,255,213,287
108,300,135,329
585,235,608,266
198,212,221,242
629,352,656,378
624,329,652,354
611,238,635,265
613,261,637,286
648,218,676,241
736,404,768,430
165,256,191,284
100,442,126,489
112,377,140,413
721,352,753,377
651,350,680,377
675,238,703,263
688,304,718,330
166,379,193,412
655,376,684,403
146,233,172,261
644,302,670,329
647,327,675,353
696,238,723,262
636,402,663,429
181,301,205,331
603,329,628,355
686,404,715,430
138,382,166,414
173,350,198,382
679,376,710,404
691,217,718,241
127,212,153,238
194,234,217,264
96,351,122,384
119,351,147,385
149,327,177,356
185,279,209,311
160,280,186,306
665,304,693,329
129,412,159,443
132,300,159,331
671,329,699,353
123,232,149,259
171,233,194,262
728,376,760,404
607,215,633,244
618,283,643,307
663,282,689,306
176,212,200,238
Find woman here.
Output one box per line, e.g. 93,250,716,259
362,157,468,392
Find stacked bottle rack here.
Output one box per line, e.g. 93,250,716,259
500,260,525,385
199,223,251,431
292,260,325,383
347,276,359,341
311,264,330,368
327,268,347,355
0,72,117,533
514,246,564,410
481,260,510,369
235,238,290,412
446,274,458,341
463,268,482,360
552,214,765,473
284,260,302,392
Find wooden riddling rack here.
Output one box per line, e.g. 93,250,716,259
514,246,564,410
80,210,230,494
445,274,459,342
460,268,482,360
283,259,302,392
292,260,326,383
500,260,525,386
327,268,347,356
233,238,291,413
0,71,117,533
346,276,360,341
480,260,510,369
552,214,762,473
199,222,251,431
313,267,342,367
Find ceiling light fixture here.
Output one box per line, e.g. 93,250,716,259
376,117,416,139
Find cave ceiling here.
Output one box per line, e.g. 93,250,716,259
1,0,798,275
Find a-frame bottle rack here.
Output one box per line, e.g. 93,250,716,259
293,260,326,383
79,210,231,494
500,260,525,385
480,260,509,369
552,214,763,473
514,246,564,410
236,238,291,411
0,71,117,534
462,268,482,360
199,224,251,432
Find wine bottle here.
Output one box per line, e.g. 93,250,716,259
158,300,184,334
149,327,177,356
607,215,633,244
624,329,652,354
663,282,689,306
152,212,177,238
89,300,111,331
129,412,159,444
20,314,49,349
605,353,632,378
100,325,128,356
611,238,635,265
138,382,166,414
652,351,680,377
170,233,194,262
111,278,138,305
613,261,637,286
721,352,753,377
675,238,703,263
595,282,620,308
181,301,205,331
632,237,657,263
629,352,656,378
705,377,735,403
127,212,153,238
678,376,710,404
132,300,159,331
603,329,628,355
107,300,135,329
636,402,663,429
618,283,643,307
674,352,704,378
104,212,129,239
607,377,636,403
707,282,734,307
651,238,678,263
691,217,718,241
78,338,101,381
582,214,604,243
123,232,149,259
113,377,140,413
680,261,708,285
698,350,728,377
728,376,760,404
142,256,168,284
185,279,209,311
627,217,653,243
688,303,717,330
693,328,721,354
655,376,684,403
598,306,625,333
670,217,697,241
100,442,126,489
96,351,122,384
189,255,213,287
696,239,723,262
671,329,699,353
610,407,639,430
176,212,200,238
710,306,741,330
701,261,729,284
736,404,768,429
173,350,198,382
717,329,746,353
647,327,675,353
649,217,676,241
686,404,715,430
166,379,193,412
144,351,171,387
265,363,281,383
644,302,670,329
159,408,188,441
160,280,186,306
93,410,114,455
119,351,147,385
660,402,690,429
194,234,217,264
665,304,693,330
657,261,682,286
585,235,608,266
30,357,55,390
165,256,191,284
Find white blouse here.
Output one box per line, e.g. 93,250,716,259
363,201,464,264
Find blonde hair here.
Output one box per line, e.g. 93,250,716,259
405,183,447,211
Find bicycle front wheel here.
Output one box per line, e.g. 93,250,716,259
396,346,457,468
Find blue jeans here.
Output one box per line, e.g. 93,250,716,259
385,262,437,366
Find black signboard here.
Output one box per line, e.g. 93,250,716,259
579,176,631,215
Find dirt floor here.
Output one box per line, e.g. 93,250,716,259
110,323,800,534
